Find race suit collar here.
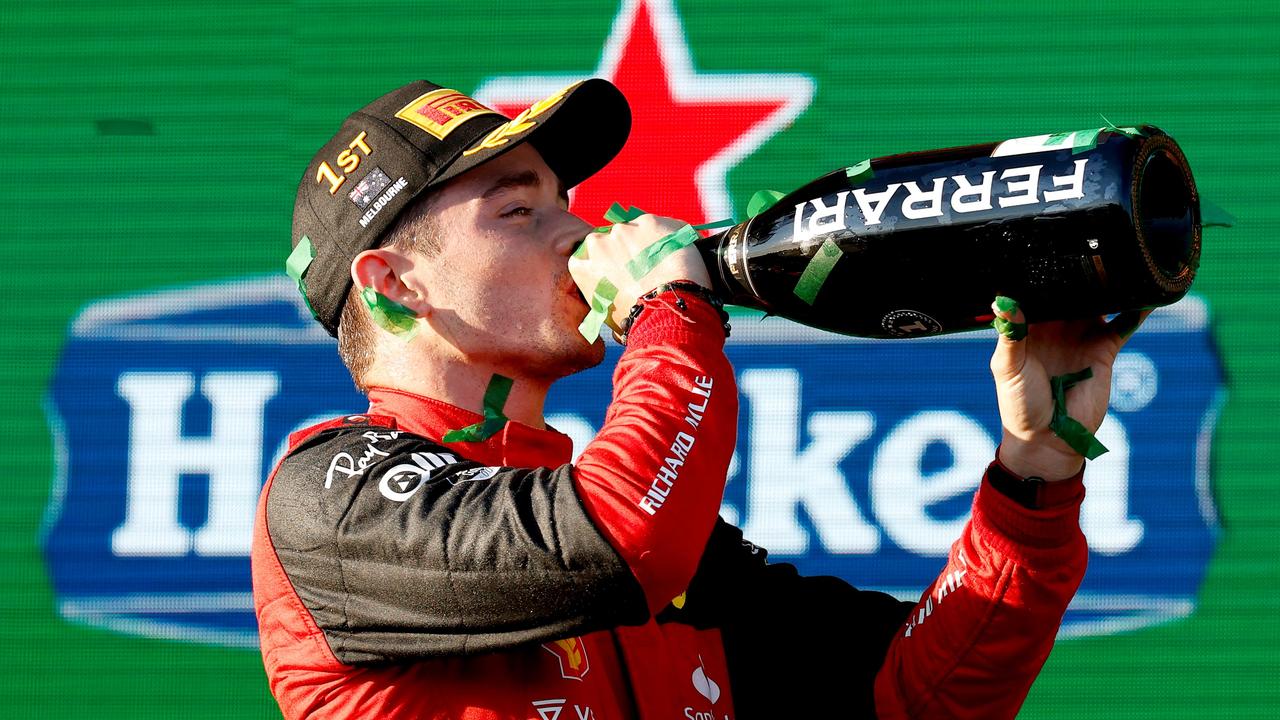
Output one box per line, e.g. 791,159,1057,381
365,386,575,468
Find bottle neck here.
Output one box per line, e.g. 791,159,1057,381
693,226,767,311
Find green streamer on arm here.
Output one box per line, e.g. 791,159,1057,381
1049,368,1109,460
361,286,419,340
793,238,843,305
285,235,319,319
577,276,619,342
442,375,514,443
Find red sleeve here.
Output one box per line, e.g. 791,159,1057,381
873,461,1088,719
571,290,738,615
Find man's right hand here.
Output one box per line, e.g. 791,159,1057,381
568,213,714,333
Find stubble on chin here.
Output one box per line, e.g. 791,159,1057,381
526,334,605,381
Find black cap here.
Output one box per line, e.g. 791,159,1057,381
289,78,631,336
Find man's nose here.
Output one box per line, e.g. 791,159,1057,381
554,210,594,256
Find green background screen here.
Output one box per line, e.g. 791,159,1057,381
3,0,1277,716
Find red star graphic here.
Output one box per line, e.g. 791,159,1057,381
485,0,811,227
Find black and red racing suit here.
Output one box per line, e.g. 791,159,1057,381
252,289,1088,719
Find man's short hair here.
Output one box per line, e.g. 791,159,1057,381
337,192,439,393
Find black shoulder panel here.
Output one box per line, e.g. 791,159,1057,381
265,419,649,664
661,520,915,719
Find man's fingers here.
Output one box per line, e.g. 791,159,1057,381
990,295,1028,377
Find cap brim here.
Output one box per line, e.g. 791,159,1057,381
430,78,631,192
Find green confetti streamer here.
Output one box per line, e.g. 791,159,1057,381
442,374,514,443
993,295,1017,314
625,224,699,280
793,238,843,305
1049,368,1109,460
1044,132,1071,146
747,189,787,218
1200,199,1235,228
992,295,1027,340
361,286,419,340
845,159,874,185
286,236,315,284
595,202,649,232
577,276,619,342
691,218,735,231
1099,114,1143,138
605,202,647,223
285,235,319,319
1069,128,1102,155
993,316,1027,341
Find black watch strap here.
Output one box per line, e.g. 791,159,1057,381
986,460,1047,509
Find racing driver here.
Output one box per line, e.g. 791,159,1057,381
253,77,1146,719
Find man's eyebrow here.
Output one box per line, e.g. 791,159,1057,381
480,169,568,203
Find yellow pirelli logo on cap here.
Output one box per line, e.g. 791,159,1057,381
395,89,496,139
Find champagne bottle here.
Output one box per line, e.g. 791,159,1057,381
695,125,1200,338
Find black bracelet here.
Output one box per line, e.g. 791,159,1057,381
615,281,732,345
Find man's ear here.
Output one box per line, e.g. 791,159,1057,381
351,247,431,317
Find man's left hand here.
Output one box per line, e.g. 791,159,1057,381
990,297,1151,481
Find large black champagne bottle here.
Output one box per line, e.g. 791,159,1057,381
695,125,1200,338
